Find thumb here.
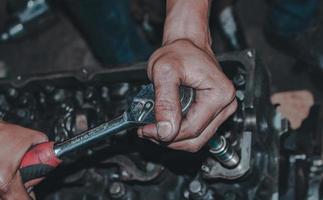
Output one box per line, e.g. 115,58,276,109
1,173,31,200
153,77,181,142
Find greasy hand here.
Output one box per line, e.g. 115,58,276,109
138,39,237,152
0,122,47,200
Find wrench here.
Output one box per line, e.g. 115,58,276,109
19,84,194,183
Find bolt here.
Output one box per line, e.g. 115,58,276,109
84,87,94,100
146,162,155,172
81,68,88,75
233,74,245,86
53,89,66,102
109,182,126,199
101,86,110,100
44,85,55,93
247,51,253,58
87,149,93,156
236,90,245,101
183,190,190,199
18,95,28,106
17,109,27,118
201,165,210,174
121,170,129,178
110,173,120,179
7,88,18,98
224,131,231,138
188,180,207,199
209,136,240,168
1,33,8,41
310,166,317,172
232,113,244,124
189,180,202,194
231,140,238,147
313,159,323,167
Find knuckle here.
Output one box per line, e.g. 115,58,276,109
228,99,238,114
180,128,199,139
0,172,11,194
24,128,48,143
186,142,203,153
147,53,161,78
223,82,236,102
155,99,175,113
213,81,236,105
153,61,175,77
36,132,48,141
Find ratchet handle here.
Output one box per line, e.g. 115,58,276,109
19,142,62,183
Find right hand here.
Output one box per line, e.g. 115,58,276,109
138,39,237,152
0,122,47,200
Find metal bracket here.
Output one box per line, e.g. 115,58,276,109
202,132,252,180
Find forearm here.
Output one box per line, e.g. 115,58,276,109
163,0,212,50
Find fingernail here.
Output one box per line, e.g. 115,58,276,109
157,121,173,141
137,128,143,137
148,138,160,145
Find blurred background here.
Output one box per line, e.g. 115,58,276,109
0,0,322,110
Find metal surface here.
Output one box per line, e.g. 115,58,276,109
203,132,252,180
1,50,319,200
0,0,56,42
209,136,240,168
54,114,132,157
102,155,164,182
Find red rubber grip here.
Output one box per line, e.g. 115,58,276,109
20,142,62,183
20,142,62,168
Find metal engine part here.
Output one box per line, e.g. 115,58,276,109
0,50,321,200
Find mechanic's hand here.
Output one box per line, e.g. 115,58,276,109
138,39,237,152
0,122,47,200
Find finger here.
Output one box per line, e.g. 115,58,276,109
137,126,144,138
140,123,157,138
172,88,236,142
1,173,30,200
24,128,48,146
24,177,44,189
145,63,182,142
0,124,48,193
137,127,160,144
168,100,237,152
29,191,36,200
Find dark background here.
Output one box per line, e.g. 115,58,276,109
0,0,322,101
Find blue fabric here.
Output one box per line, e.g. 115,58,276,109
64,0,153,65
270,0,319,36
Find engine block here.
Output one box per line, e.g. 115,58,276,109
0,50,321,200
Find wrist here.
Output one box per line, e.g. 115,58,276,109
163,0,212,51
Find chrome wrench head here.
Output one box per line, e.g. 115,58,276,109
127,84,195,124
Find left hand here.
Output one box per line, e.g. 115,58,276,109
0,122,48,200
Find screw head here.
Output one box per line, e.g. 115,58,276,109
121,170,129,178
7,88,18,97
201,165,210,173
146,162,155,172
109,182,126,199
247,51,253,58
183,190,190,199
81,68,88,75
233,74,245,86
189,180,202,194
